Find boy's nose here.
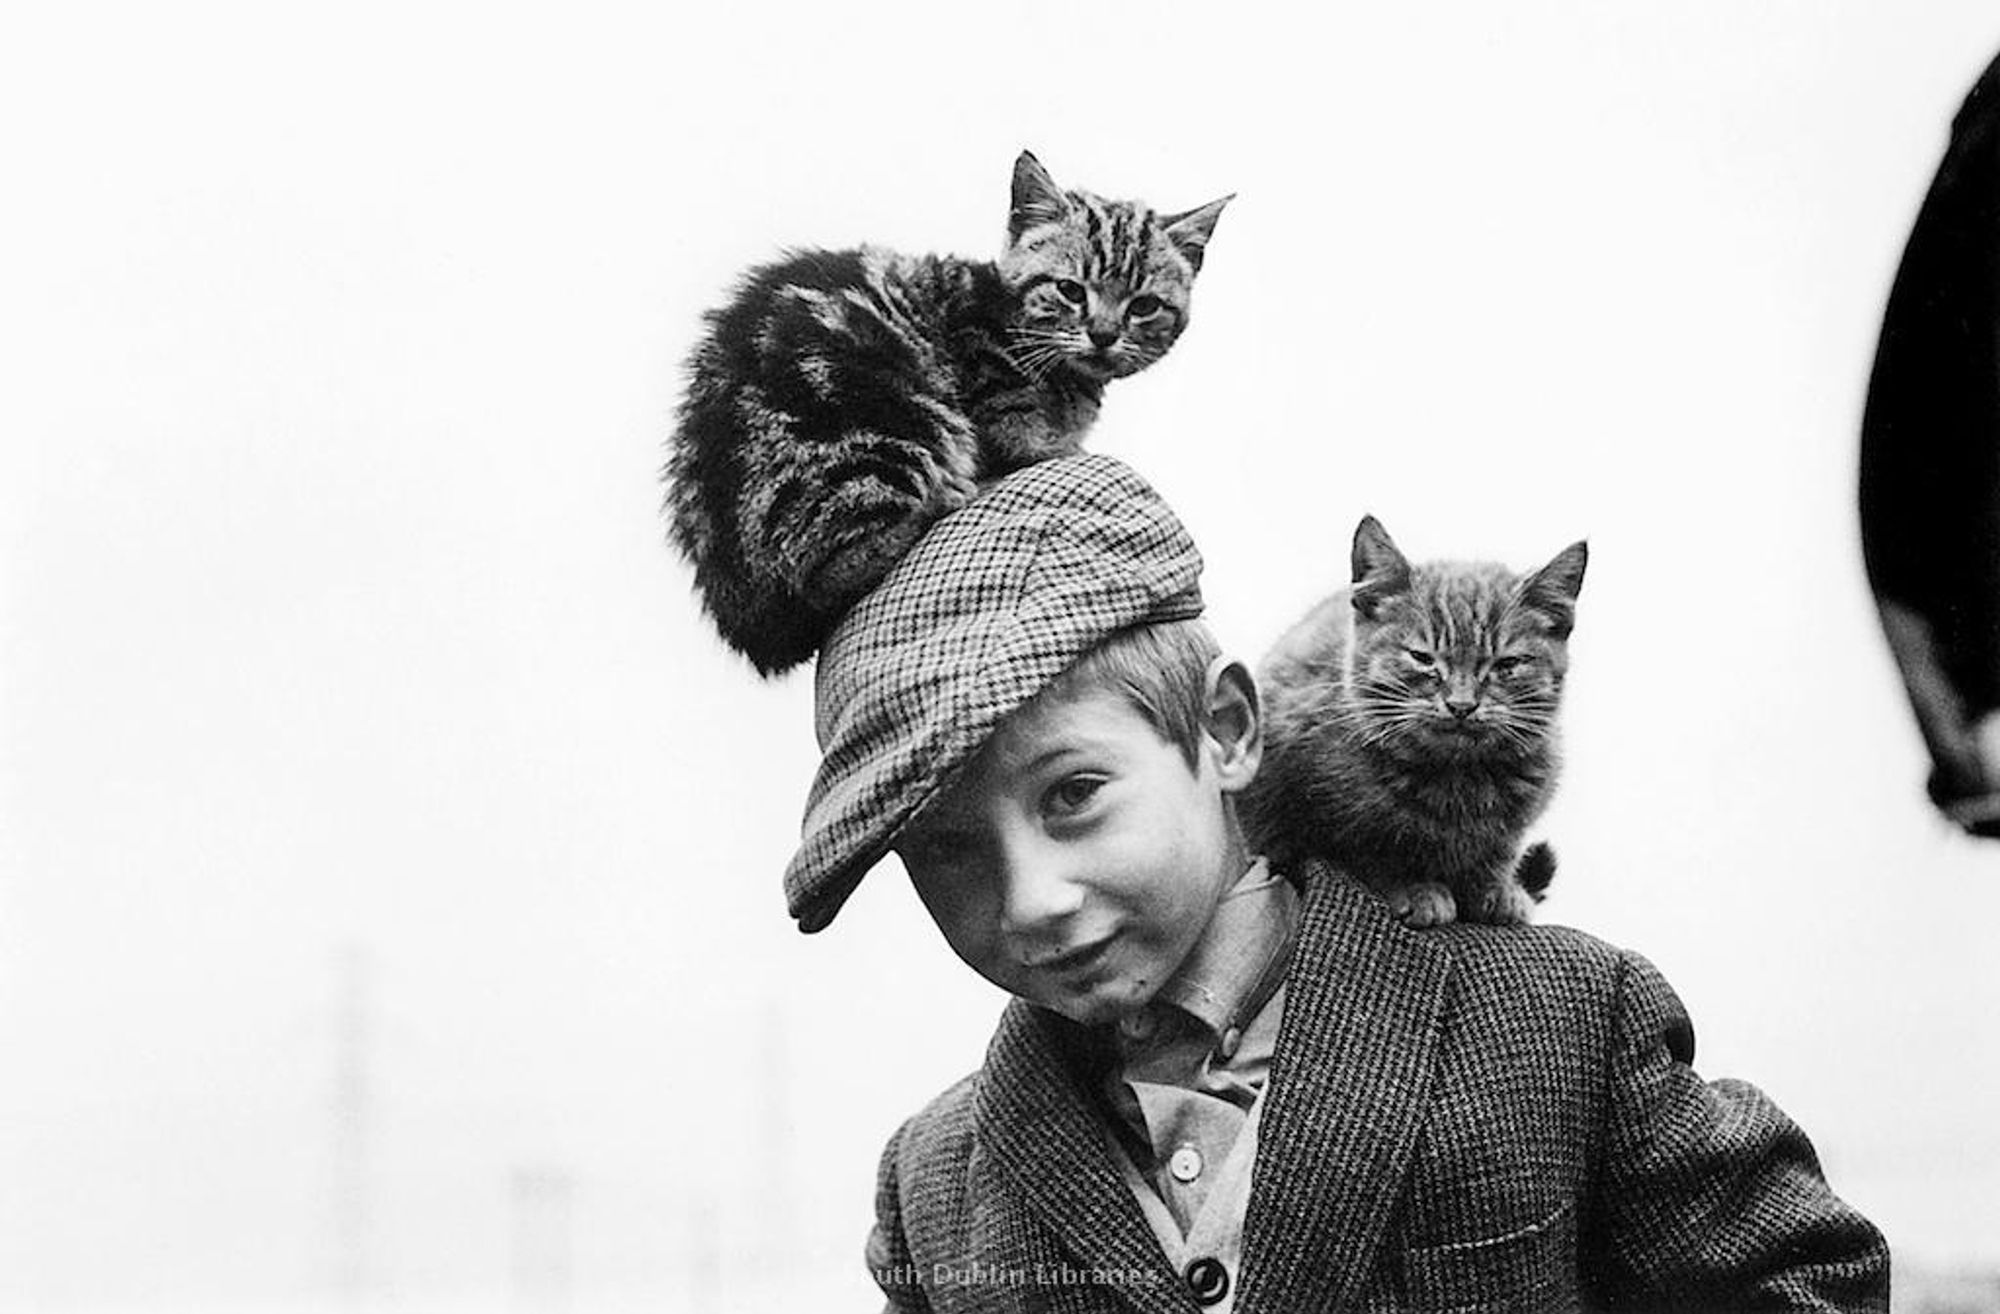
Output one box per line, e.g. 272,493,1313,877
996,849,1085,943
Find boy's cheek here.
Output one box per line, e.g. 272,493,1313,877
916,895,1008,982
904,860,965,925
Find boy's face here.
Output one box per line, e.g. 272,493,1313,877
893,666,1258,1027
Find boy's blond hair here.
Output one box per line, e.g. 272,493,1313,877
1040,619,1222,771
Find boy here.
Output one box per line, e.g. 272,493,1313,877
783,454,1888,1312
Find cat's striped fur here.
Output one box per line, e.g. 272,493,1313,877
665,151,1230,673
1243,517,1587,927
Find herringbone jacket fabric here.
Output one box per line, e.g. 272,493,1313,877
868,866,1888,1313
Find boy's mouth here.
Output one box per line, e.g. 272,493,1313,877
1025,936,1115,974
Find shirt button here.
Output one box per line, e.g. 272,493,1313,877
1184,1256,1230,1306
1167,1144,1203,1183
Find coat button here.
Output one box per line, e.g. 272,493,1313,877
1216,1025,1243,1060
1168,1144,1203,1183
1184,1256,1229,1306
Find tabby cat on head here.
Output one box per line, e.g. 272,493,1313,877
664,151,1231,674
1243,516,1588,928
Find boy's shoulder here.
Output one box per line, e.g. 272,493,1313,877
1426,917,1633,987
1292,863,1650,1013
891,1069,980,1150
1392,917,1696,1069
878,1067,986,1199
1419,917,1658,1023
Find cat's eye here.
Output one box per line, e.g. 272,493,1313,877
1055,279,1088,305
1127,294,1162,318
1490,655,1530,676
1405,648,1437,668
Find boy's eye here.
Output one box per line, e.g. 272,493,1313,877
1054,279,1087,305
1045,775,1105,815
1127,293,1161,318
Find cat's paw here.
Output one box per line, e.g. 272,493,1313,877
1389,881,1457,929
1465,881,1537,926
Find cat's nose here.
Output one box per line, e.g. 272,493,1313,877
1446,694,1479,719
1088,327,1120,350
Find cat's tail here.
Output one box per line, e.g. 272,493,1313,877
1514,841,1557,902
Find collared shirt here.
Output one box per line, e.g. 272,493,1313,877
1096,858,1299,1311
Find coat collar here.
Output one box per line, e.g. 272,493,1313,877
972,863,1452,1313
1146,857,1296,1044
975,998,1191,1314
1238,861,1452,1311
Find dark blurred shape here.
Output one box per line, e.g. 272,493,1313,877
1861,49,2000,838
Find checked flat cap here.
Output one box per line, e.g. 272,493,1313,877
786,454,1205,932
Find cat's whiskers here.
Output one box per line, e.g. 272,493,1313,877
1003,337,1069,383
1006,349,1053,382
1485,720,1541,753
1005,327,1088,382
1346,702,1435,750
1348,677,1414,702
1491,704,1556,733
1343,715,1407,751
1329,708,1397,743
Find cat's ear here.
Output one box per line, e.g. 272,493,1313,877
1161,194,1234,273
1010,150,1069,241
1350,515,1412,619
1517,541,1589,637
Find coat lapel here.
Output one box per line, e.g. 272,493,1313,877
1238,863,1453,1312
976,1000,1195,1314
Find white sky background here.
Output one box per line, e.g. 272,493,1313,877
5,3,2000,1309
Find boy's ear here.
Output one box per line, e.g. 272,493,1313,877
1203,655,1262,792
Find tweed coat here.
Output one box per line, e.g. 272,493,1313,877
868,867,1888,1313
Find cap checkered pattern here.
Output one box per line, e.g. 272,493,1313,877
786,454,1205,932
